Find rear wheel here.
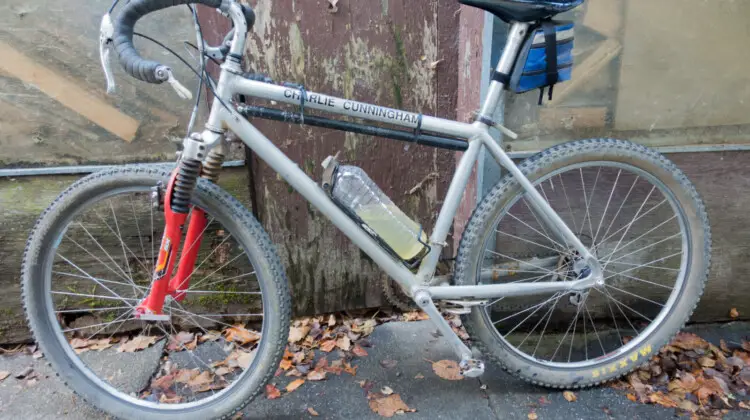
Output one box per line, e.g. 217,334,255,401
455,139,711,387
22,166,291,419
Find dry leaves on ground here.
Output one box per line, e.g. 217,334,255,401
265,384,281,399
167,332,197,351
563,390,577,402
367,392,416,417
730,308,740,319
0,371,10,381
70,337,114,354
307,407,319,416
117,335,158,353
616,331,750,418
224,325,261,346
432,360,463,381
527,412,538,420
286,378,305,392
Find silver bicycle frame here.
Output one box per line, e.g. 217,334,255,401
188,4,603,303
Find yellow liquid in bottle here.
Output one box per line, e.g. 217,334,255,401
356,204,428,261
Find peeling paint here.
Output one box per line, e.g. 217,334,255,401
288,23,305,81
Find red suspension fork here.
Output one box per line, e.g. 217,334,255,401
169,208,208,301
136,157,205,317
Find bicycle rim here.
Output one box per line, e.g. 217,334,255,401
478,161,690,369
40,184,268,410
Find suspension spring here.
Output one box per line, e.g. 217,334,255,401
201,149,226,183
171,158,201,214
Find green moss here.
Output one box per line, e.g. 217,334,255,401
388,22,408,109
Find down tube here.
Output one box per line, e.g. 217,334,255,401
224,115,418,288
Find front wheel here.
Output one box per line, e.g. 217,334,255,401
22,166,291,419
455,139,711,388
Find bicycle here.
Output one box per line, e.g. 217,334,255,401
21,0,711,418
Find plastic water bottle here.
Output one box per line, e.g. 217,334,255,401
322,157,428,262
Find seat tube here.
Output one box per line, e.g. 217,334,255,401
477,22,530,120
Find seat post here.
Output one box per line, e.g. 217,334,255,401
477,22,530,121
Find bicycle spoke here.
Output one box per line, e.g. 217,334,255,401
51,290,140,302
494,293,561,328
506,211,566,251
584,300,606,357
63,317,132,334
604,284,665,307
53,271,148,292
602,216,678,262
66,230,131,283
528,294,563,357
558,173,579,234
178,232,234,290
495,229,561,254
603,251,682,281
599,288,654,323
93,208,154,283
598,176,640,246
603,269,675,289
109,201,136,294
56,306,131,314
485,250,558,276
199,271,257,290
593,169,621,244
58,255,137,309
130,197,150,275
188,252,246,291
606,233,681,266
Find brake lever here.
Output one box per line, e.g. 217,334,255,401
99,13,116,95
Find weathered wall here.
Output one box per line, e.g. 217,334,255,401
233,0,460,315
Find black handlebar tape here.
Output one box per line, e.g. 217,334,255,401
112,0,223,84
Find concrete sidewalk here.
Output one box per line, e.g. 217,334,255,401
0,321,748,419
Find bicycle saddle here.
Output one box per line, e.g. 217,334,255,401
458,0,584,22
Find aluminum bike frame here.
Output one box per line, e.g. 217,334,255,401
184,12,604,302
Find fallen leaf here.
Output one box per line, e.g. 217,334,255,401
159,394,182,404
286,378,305,392
368,392,416,417
224,325,261,346
69,338,89,349
0,371,9,381
381,386,394,395
626,393,638,402
32,351,43,359
88,339,113,351
730,308,740,319
336,336,352,352
187,371,213,389
352,344,368,357
563,390,577,402
315,357,329,370
343,361,357,376
328,314,336,327
199,331,222,343
743,341,750,352
320,340,336,353
307,407,319,416
720,339,730,353
648,391,677,408
432,360,463,381
289,325,311,343
280,359,293,371
380,359,398,369
698,356,716,368
403,311,430,322
151,374,175,390
237,350,255,370
266,384,281,399
739,401,750,410
414,373,424,379
26,378,38,387
678,399,699,412
307,370,326,381
118,335,158,353
352,319,377,336
528,412,538,420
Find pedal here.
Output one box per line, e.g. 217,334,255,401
459,358,485,378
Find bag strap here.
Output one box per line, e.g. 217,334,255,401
537,20,559,105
